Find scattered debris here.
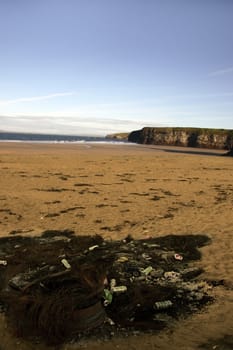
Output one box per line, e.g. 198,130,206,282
141,266,153,275
0,230,220,345
88,245,99,251
174,253,183,261
103,289,113,306
0,260,7,266
111,285,127,293
154,300,173,310
117,256,129,263
110,278,116,290
61,258,71,269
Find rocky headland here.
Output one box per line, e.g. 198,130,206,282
127,127,233,150
105,133,129,141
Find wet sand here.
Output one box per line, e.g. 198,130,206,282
0,142,233,350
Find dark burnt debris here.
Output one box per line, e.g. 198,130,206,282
0,230,218,345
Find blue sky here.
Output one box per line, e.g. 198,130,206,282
0,0,233,136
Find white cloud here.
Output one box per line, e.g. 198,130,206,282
0,92,76,106
1,90,233,135
209,66,233,77
0,114,159,136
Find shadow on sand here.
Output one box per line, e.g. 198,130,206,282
146,146,227,157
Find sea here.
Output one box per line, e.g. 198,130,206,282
0,132,129,145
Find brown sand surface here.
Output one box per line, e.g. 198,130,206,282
0,142,232,350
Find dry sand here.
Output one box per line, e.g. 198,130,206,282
0,142,232,350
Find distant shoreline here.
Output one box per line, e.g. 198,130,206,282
0,131,108,143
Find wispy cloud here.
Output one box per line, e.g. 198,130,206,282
209,66,233,77
0,92,76,106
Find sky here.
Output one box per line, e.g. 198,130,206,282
0,0,233,136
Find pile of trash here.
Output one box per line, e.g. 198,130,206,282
0,230,217,345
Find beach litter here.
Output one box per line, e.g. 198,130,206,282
174,253,183,261
61,258,71,269
0,230,221,345
154,300,173,310
0,260,7,266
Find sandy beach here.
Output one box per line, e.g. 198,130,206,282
0,142,232,350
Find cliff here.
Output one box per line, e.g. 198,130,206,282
128,127,233,150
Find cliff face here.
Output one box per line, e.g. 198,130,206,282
128,127,233,150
